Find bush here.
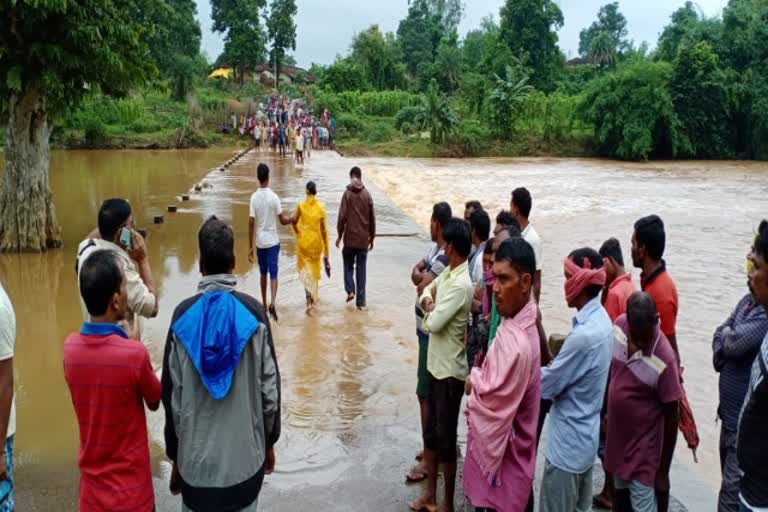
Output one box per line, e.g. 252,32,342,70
394,106,423,132
363,122,397,144
335,112,366,138
84,118,107,145
580,60,690,160
452,120,491,156
129,118,164,134
310,89,419,117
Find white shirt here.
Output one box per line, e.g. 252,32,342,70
0,283,16,439
295,134,304,151
249,188,283,249
523,223,543,272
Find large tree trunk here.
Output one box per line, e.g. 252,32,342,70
0,86,62,252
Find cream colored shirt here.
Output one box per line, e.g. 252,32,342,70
0,282,15,438
420,260,473,381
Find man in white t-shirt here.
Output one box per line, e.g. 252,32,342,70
512,187,543,303
248,163,295,321
0,282,16,511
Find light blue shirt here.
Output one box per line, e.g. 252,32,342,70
541,296,613,474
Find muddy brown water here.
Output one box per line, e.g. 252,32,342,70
1,149,763,510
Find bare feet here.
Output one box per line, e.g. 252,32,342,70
592,492,613,510
346,292,355,303
405,462,427,483
409,495,438,512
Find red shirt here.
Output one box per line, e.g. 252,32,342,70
603,273,636,322
641,265,678,338
63,325,161,512
605,315,682,487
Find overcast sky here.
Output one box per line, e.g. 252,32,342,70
195,0,728,67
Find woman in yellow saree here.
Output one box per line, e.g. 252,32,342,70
293,181,331,315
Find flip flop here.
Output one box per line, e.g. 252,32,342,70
346,293,355,303
405,467,427,484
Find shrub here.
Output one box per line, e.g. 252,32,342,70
394,106,423,132
84,118,107,145
363,122,397,144
335,113,365,138
452,120,491,156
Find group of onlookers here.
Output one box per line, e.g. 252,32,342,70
405,187,768,512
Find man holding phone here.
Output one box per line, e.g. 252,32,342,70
76,199,159,329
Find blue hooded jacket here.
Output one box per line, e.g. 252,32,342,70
171,290,259,400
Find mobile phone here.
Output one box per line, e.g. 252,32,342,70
119,227,132,249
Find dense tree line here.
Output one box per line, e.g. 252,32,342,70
311,0,768,161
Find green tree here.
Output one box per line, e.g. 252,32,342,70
656,1,723,62
499,0,564,92
436,37,463,94
589,31,617,70
212,0,268,86
459,72,489,115
578,2,630,58
267,0,298,92
142,0,202,100
462,16,498,73
670,41,732,157
318,59,368,91
487,65,533,138
0,0,155,251
414,80,459,143
397,0,464,80
351,26,405,90
580,61,690,160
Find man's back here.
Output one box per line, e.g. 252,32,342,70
162,279,280,511
338,181,375,250
64,328,159,512
250,188,282,249
642,265,678,338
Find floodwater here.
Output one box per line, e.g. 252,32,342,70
0,150,763,510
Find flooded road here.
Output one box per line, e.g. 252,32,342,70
0,150,762,510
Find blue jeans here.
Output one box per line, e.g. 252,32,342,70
342,248,367,308
0,435,14,512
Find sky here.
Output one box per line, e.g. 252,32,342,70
195,0,728,67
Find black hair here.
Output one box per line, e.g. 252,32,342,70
512,187,532,218
568,247,604,299
626,292,658,330
98,198,132,241
599,237,625,267
469,208,491,242
505,224,522,239
465,200,482,211
257,163,270,184
79,250,123,316
443,218,472,259
431,202,452,228
350,166,362,179
495,237,536,279
199,216,235,275
755,220,768,261
306,181,317,196
634,215,666,261
496,209,516,227
484,238,495,254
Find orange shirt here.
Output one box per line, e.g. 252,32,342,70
603,273,636,323
641,265,678,337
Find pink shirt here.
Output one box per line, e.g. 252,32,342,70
463,304,541,511
603,273,636,322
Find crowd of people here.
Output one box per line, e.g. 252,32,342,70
223,94,336,163
404,189,768,512
0,158,767,512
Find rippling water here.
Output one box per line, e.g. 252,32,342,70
1,150,763,509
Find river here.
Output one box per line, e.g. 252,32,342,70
0,150,764,510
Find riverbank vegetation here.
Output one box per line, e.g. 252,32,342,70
307,0,768,161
